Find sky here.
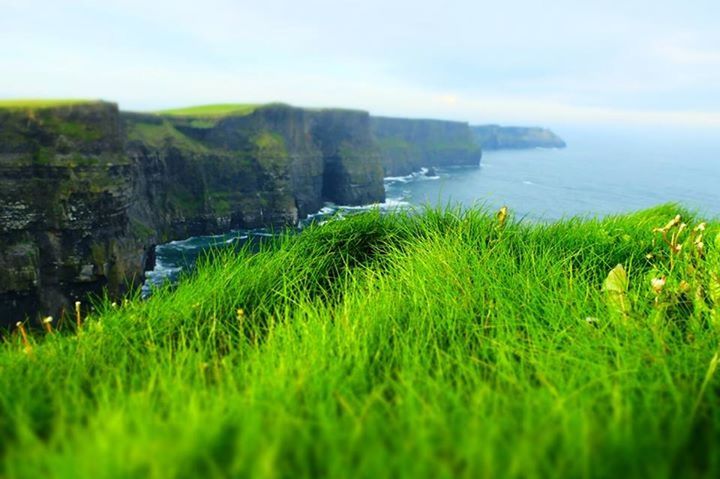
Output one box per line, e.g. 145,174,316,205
2,0,720,128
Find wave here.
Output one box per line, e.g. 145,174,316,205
384,167,441,184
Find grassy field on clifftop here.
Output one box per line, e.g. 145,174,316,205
155,103,261,117
0,99,100,109
2,206,720,478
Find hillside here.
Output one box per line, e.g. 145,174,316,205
1,205,719,478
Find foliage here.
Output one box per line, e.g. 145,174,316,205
126,119,210,153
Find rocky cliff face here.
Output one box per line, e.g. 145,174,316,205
0,103,385,324
124,105,385,237
0,102,146,323
371,117,482,176
313,110,385,205
471,125,566,149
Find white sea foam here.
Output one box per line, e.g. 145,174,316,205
384,167,441,184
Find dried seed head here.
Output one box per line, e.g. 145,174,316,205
496,206,508,228
42,316,53,333
679,280,691,293
645,253,654,260
651,277,666,294
696,241,704,253
659,215,682,232
74,301,83,329
694,222,706,232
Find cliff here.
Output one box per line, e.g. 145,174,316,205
0,102,385,324
2,102,502,323
371,117,482,176
471,125,566,149
0,101,146,322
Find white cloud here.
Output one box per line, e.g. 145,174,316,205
1,0,720,128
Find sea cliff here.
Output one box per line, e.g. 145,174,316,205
0,102,385,322
1,101,492,322
0,102,144,321
471,125,566,149
371,117,482,176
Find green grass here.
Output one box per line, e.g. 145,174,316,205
126,119,211,152
156,104,262,118
0,99,99,109
2,205,720,478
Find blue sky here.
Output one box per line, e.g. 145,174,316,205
2,0,719,127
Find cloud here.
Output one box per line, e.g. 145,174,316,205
1,0,720,128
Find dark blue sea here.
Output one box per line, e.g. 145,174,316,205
145,125,720,291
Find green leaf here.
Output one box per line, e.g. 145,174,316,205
710,273,720,306
603,264,630,316
603,264,628,294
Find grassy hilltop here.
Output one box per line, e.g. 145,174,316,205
2,205,720,478
155,103,262,117
0,99,100,109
